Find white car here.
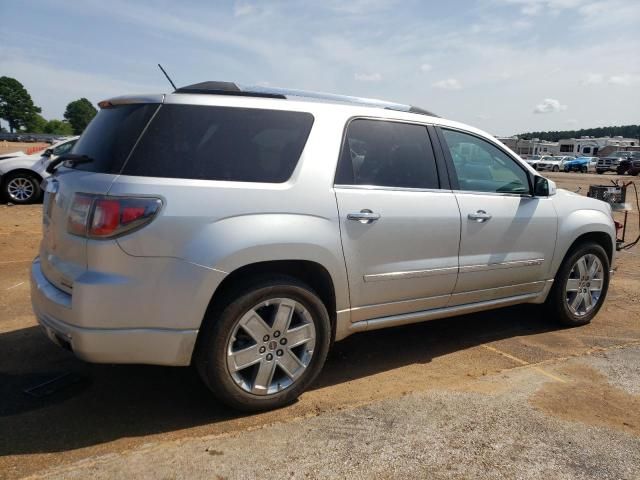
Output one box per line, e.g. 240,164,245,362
0,137,78,204
536,155,572,172
0,150,26,161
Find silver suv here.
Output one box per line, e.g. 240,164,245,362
31,82,616,411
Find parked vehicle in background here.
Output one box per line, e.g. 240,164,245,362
0,136,79,203
30,82,615,411
616,152,640,175
623,153,640,176
523,154,542,168
0,150,26,161
536,155,567,172
563,157,598,173
596,152,632,174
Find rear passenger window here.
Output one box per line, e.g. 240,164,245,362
123,105,314,183
335,119,439,189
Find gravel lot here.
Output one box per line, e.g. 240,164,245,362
0,172,638,479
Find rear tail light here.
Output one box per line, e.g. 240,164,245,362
67,194,162,239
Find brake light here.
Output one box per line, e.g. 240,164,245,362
67,194,162,239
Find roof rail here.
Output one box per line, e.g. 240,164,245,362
173,81,438,117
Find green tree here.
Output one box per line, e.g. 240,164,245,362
0,76,42,132
64,98,97,134
24,113,48,133
44,119,74,135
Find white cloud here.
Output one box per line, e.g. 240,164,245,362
533,98,568,114
234,3,256,16
420,63,432,72
354,72,382,82
608,74,638,86
582,73,603,85
432,78,462,90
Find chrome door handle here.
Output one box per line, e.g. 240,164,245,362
468,210,492,222
347,209,381,224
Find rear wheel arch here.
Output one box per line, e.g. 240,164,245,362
199,260,337,344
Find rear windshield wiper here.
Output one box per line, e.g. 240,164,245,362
46,154,94,174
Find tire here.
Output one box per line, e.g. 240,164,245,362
195,275,331,412
545,242,610,327
553,166,559,172
2,171,42,204
596,170,605,174
632,171,639,177
580,166,588,173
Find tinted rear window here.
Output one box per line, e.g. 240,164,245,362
122,105,314,183
71,104,159,173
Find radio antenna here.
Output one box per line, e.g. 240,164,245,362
157,63,177,90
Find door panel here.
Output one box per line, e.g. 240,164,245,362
451,191,557,303
336,188,461,320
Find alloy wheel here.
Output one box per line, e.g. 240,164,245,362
565,254,604,316
226,297,316,395
7,177,35,202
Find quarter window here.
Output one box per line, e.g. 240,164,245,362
122,105,314,183
441,129,530,194
335,119,439,189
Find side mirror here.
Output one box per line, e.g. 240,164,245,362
533,176,556,197
43,148,53,158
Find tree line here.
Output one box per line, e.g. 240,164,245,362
0,76,97,136
518,125,640,142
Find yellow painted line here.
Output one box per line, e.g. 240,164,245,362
531,366,567,384
6,281,24,290
481,344,566,383
482,344,528,366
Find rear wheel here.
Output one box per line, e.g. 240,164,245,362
196,276,331,411
580,165,588,173
545,242,610,326
2,172,42,204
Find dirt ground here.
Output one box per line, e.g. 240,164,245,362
0,172,638,479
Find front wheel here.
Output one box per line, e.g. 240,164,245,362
2,172,42,204
580,166,588,173
195,276,331,411
553,165,560,172
545,242,610,326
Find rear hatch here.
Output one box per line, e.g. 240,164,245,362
40,102,160,293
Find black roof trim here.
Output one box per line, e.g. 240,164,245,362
174,81,286,99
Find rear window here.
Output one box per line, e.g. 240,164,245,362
71,104,159,173
122,105,314,183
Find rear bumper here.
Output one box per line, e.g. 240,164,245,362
31,257,199,366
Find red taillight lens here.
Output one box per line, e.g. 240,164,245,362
67,194,162,239
90,199,121,236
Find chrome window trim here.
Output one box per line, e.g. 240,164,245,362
363,258,544,282
334,184,451,194
451,189,533,198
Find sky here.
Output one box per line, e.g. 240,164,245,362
1,0,639,136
